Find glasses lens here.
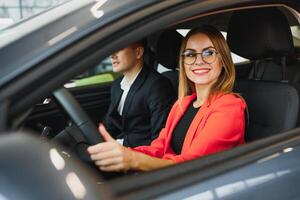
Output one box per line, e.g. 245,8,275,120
182,51,196,65
202,49,216,64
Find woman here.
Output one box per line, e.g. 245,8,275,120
88,25,246,172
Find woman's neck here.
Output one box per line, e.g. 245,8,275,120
194,84,211,107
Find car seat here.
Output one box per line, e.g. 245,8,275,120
228,7,299,141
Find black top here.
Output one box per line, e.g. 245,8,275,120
171,102,200,155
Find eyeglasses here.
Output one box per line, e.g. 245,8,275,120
182,47,218,65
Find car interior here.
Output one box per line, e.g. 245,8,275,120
19,4,300,184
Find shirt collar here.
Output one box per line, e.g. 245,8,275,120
120,67,142,91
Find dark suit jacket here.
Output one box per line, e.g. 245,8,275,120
103,66,176,147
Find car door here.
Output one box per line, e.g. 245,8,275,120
109,128,300,200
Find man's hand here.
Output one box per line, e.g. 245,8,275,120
87,124,134,172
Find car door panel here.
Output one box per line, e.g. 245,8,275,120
24,83,111,136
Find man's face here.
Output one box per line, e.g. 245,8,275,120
110,45,143,73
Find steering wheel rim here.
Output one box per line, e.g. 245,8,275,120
53,87,104,145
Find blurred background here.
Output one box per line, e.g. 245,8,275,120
0,0,68,29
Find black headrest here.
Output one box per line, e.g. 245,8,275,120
155,30,183,69
227,8,294,60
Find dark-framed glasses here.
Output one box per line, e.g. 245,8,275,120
182,47,218,65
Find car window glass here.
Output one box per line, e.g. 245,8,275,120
157,64,171,73
0,0,69,30
64,57,120,88
291,26,300,47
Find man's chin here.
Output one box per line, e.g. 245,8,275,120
112,67,122,73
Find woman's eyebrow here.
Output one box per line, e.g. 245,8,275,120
202,46,215,51
185,46,215,52
184,48,196,51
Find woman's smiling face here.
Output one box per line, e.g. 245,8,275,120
183,33,223,87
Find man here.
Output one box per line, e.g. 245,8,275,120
102,40,175,148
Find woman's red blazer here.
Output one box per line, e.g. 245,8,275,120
133,92,246,163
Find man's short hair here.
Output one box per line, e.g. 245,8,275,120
132,39,147,60
135,39,147,48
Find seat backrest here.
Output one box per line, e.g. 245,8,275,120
227,7,300,84
155,29,183,96
234,80,299,142
228,7,300,141
227,8,294,63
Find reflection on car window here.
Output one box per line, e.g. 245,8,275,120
177,29,249,64
291,26,300,47
65,57,120,88
0,0,69,30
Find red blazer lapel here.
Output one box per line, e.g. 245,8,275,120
181,93,224,152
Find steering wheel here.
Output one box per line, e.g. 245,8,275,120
52,88,130,179
52,87,138,179
53,87,104,145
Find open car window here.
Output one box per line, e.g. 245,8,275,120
291,26,300,47
64,57,120,88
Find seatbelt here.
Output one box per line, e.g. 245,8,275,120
256,61,266,80
250,60,264,80
248,60,257,79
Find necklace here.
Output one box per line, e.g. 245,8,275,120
193,100,202,108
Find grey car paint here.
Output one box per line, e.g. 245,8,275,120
159,145,300,200
0,133,114,200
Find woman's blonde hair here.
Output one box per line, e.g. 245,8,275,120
178,25,235,101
